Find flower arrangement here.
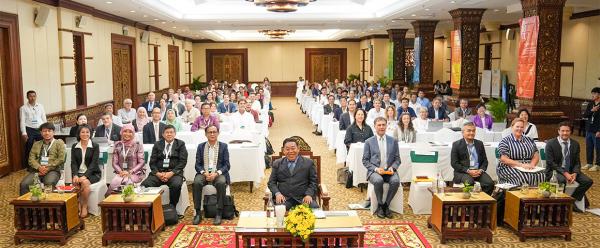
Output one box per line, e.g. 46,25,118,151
30,185,43,201
121,184,135,202
538,182,556,198
284,204,316,242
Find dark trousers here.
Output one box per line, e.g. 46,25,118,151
368,172,400,206
19,171,61,195
23,127,42,167
192,174,227,212
453,171,495,195
585,131,600,165
556,172,593,201
141,174,184,206
275,195,319,210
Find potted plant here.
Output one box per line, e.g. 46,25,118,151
462,182,474,199
487,98,508,124
347,73,360,82
191,74,208,92
538,182,555,198
375,75,391,88
30,185,43,202
121,184,135,202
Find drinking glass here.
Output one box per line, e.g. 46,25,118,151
520,183,529,195
557,184,565,195
44,184,52,195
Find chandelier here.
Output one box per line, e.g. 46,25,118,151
246,0,316,12
259,29,295,39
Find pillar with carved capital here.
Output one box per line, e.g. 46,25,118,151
387,29,408,86
515,0,567,140
448,8,486,102
411,20,439,93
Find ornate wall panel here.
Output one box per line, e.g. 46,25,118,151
206,49,248,83
387,29,408,86
411,20,438,90
305,48,347,83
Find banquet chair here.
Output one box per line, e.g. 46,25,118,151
407,151,439,214
160,183,190,215
368,178,404,215
87,151,109,216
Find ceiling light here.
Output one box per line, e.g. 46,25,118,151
106,1,112,4
161,21,166,24
154,18,159,21
129,10,136,13
217,20,222,23
411,14,416,17
143,15,148,17
450,1,456,3
391,20,395,22
425,8,430,11
246,0,317,13
369,28,373,31
172,26,177,28
494,9,500,12
259,29,295,39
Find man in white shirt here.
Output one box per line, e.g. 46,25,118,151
249,93,262,111
181,99,201,124
230,99,256,130
367,99,386,121
409,92,422,111
117,99,136,124
20,90,47,167
97,103,122,128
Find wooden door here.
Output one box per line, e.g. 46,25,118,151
0,28,10,175
212,54,243,83
111,34,137,109
206,49,248,83
305,48,346,83
168,45,179,90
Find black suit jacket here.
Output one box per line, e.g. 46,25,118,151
94,125,121,141
142,122,166,144
70,142,102,183
339,112,352,130
333,107,346,122
149,139,187,176
357,101,373,112
141,101,159,114
195,142,231,184
451,139,488,173
323,104,340,115
545,137,581,175
428,107,449,120
268,156,317,202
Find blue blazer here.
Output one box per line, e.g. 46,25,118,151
362,135,400,180
195,142,231,184
427,107,449,120
396,106,416,119
217,102,237,113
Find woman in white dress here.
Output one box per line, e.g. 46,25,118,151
384,106,398,137
517,109,538,141
412,107,430,132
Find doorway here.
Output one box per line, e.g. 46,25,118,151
111,34,137,109
168,45,180,90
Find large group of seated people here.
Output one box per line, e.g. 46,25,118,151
299,78,598,216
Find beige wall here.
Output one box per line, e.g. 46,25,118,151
192,41,360,82
358,38,389,82
1,0,191,113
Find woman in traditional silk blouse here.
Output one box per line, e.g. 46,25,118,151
106,124,145,197
470,104,493,130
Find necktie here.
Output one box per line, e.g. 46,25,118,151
165,143,171,157
468,144,478,168
154,123,159,142
288,161,295,174
149,102,153,110
379,137,386,168
563,141,570,171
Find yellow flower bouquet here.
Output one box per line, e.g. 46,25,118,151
284,204,316,241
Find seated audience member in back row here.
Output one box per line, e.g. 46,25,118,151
164,109,183,132
97,103,122,127
471,104,493,130
117,99,136,124
545,121,593,212
412,107,430,131
428,97,449,122
141,92,159,115
69,114,88,137
339,99,357,131
192,125,231,225
143,108,167,144
230,99,256,130
192,103,220,132
344,109,374,149
95,113,122,142
454,98,472,119
450,122,494,195
395,113,416,143
142,125,187,208
517,108,538,141
106,124,145,197
19,122,65,195
363,117,401,219
132,107,149,132
217,95,237,114
396,98,416,119
367,99,385,120
268,138,319,210
181,99,201,124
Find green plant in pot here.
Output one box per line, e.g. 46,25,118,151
30,185,43,202
462,182,474,199
376,75,391,88
191,74,208,91
121,184,135,202
538,182,555,198
487,98,508,123
347,73,360,82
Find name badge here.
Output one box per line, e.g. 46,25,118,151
163,158,170,168
469,160,476,169
31,119,39,125
41,156,49,165
122,162,128,169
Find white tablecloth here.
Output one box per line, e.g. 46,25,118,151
416,130,503,143
327,121,339,150
344,141,547,186
335,130,347,164
319,114,333,136
311,105,323,125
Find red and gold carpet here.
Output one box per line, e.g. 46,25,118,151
163,221,430,248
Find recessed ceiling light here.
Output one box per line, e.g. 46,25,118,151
161,21,166,24
399,17,404,19
494,9,500,12
336,20,341,22
354,34,358,36
450,1,455,3
391,20,395,23
369,28,373,31
154,18,159,21
182,30,186,32
411,14,416,17
143,15,148,17
195,35,199,37
425,8,430,11
217,20,222,23
129,10,135,13
106,1,112,4
361,31,365,33
172,26,177,29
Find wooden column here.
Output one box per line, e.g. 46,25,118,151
387,29,408,86
448,8,486,101
515,0,567,140
411,20,439,92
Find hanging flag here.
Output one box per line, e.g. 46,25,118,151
516,16,539,98
450,30,461,89
412,37,421,84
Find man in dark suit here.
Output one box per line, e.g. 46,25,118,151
339,99,357,130
268,137,319,210
545,121,593,212
427,97,449,122
454,98,472,119
141,92,160,115
192,125,231,225
143,108,166,144
94,113,121,141
357,95,373,112
333,97,348,122
396,98,416,119
323,94,340,115
362,117,401,218
141,125,187,208
450,122,494,195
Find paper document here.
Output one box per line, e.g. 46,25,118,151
514,166,545,173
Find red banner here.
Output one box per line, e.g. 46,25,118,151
450,30,461,89
516,16,539,98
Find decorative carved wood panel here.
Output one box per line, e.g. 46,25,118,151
305,48,347,83
168,45,180,90
388,29,408,86
211,54,243,83
0,27,9,175
111,43,132,110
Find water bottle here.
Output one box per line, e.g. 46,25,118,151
473,182,482,196
266,197,275,227
32,172,41,188
549,171,559,196
437,173,445,195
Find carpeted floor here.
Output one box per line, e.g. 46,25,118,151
1,97,599,247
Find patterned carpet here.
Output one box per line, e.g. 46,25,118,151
1,97,599,247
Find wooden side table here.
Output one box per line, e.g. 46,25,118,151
10,193,84,245
98,194,165,246
427,192,497,244
504,190,574,241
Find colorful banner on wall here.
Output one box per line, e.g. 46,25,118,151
450,30,461,89
412,37,421,84
388,41,393,79
516,16,539,98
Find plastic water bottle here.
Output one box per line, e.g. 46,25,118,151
266,197,275,227
437,173,446,195
549,171,559,196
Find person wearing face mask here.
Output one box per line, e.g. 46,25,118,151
106,124,145,197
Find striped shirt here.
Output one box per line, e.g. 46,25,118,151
497,133,545,186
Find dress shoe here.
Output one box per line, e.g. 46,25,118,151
213,214,222,225
384,204,393,218
375,205,385,219
192,214,202,225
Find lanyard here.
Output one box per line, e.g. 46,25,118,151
163,142,173,158
43,139,55,157
466,143,477,161
122,144,131,161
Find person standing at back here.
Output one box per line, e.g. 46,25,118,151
583,87,600,171
20,90,47,168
